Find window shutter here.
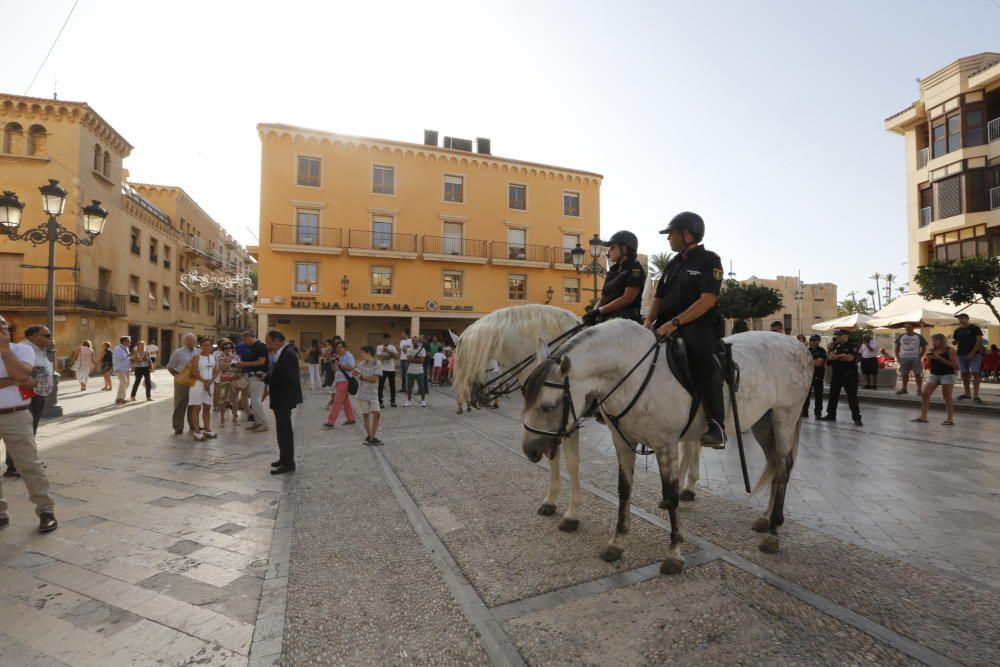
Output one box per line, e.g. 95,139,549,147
936,176,962,219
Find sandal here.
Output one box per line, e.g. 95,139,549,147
941,420,954,426
910,418,928,423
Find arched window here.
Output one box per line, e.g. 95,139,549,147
102,150,111,177
3,123,24,154
93,144,101,171
26,125,47,156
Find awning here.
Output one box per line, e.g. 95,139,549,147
868,292,999,327
811,313,875,331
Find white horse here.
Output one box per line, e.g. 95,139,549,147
521,319,812,574
451,304,705,532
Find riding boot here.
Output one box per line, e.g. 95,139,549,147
697,364,727,449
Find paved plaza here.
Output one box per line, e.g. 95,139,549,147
0,370,997,665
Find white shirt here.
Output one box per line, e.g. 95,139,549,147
376,344,397,371
196,353,217,381
400,338,413,361
433,351,445,367
859,340,879,359
0,343,36,409
147,344,159,358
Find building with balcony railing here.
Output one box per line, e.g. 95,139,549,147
255,124,602,345
885,53,1000,285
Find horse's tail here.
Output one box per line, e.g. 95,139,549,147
749,411,802,497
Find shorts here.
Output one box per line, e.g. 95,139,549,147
956,354,982,373
927,374,955,385
358,399,380,414
860,357,879,375
189,381,214,405
898,358,922,377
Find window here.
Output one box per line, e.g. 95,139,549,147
563,192,580,216
0,253,24,284
968,168,989,213
443,222,463,255
93,144,101,171
26,125,46,156
965,105,985,147
444,175,464,202
103,151,111,177
371,265,393,295
3,123,23,154
933,224,988,261
149,238,158,264
372,215,393,249
509,184,526,210
296,209,319,244
295,262,319,292
563,278,580,303
297,156,321,187
129,276,140,304
507,228,526,260
947,113,961,154
443,270,463,298
163,246,171,269
931,119,946,158
562,233,580,264
373,165,395,194
148,282,157,309
130,228,140,256
508,274,526,301
935,175,962,219
162,286,171,310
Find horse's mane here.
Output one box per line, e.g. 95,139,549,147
452,304,580,400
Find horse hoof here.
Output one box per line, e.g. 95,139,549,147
600,545,624,562
679,489,696,502
558,518,580,532
537,503,557,516
752,516,770,533
758,534,780,554
660,556,685,575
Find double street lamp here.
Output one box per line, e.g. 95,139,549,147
0,180,109,417
571,233,606,308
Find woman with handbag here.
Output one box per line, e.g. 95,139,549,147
187,338,220,441
74,340,95,391
129,341,153,401
323,340,356,428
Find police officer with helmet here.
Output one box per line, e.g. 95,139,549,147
644,212,727,447
582,230,646,325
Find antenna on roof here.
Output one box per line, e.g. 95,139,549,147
53,77,57,100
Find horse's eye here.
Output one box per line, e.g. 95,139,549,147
541,404,555,412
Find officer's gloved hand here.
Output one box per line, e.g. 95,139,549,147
581,308,602,326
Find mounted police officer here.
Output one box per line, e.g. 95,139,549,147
581,230,646,325
644,212,727,448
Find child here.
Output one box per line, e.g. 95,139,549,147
354,345,383,445
432,348,446,385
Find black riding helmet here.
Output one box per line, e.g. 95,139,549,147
659,211,705,241
602,230,638,254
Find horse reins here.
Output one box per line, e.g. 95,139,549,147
477,323,587,401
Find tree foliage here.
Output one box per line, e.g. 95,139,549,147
717,279,783,331
648,252,674,281
837,298,872,316
914,257,1000,325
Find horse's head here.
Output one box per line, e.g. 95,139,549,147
521,339,574,463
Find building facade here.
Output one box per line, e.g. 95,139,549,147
730,275,837,335
0,93,254,366
884,53,1000,283
254,125,602,348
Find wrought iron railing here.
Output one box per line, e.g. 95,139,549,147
348,229,418,252
917,147,929,169
421,235,488,257
0,284,127,314
270,224,342,247
551,247,600,265
489,242,550,263
988,117,1000,143
990,186,1000,211
918,207,933,228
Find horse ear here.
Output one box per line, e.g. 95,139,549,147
449,329,461,345
559,355,572,375
536,337,551,363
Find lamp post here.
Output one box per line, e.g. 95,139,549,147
794,270,804,336
340,275,350,296
571,233,606,309
544,286,554,304
0,181,109,417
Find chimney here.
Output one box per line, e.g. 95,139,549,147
476,137,491,155
423,129,438,146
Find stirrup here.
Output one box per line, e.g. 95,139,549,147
700,420,726,449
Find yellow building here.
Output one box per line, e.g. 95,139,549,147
0,93,254,366
884,53,1000,280
254,125,602,347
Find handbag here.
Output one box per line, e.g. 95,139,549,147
347,375,359,396
175,360,197,387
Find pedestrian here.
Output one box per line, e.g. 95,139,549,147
404,337,427,407
324,340,356,427
4,325,54,478
983,344,999,382
802,333,826,419
770,320,785,333
238,331,271,433
305,339,321,391
821,329,863,426
354,345,383,445
216,340,240,426
320,339,334,388
265,330,302,474
858,333,879,389
796,334,807,345
74,339,95,391
165,333,198,435
420,335,433,393
399,330,413,391
953,313,985,403
912,333,957,425
0,314,57,533
376,333,398,408
112,336,132,405
432,347,446,385
188,337,219,441
100,341,113,391
582,230,646,325
129,341,153,401
894,322,926,395
146,340,159,369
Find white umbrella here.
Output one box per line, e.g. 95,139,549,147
811,313,875,332
868,307,992,329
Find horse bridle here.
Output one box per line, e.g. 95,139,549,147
522,376,585,444
475,323,587,404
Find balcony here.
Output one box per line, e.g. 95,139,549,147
916,147,929,170
183,235,206,256
347,229,418,259
991,186,1000,211
489,242,551,268
269,224,343,255
989,117,1000,143
0,284,127,316
421,236,488,264
919,207,933,228
551,247,601,270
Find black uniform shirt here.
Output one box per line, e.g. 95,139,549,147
808,346,827,380
601,258,646,311
653,245,723,324
828,340,858,373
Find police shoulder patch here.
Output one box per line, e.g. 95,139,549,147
630,267,642,278
712,268,723,281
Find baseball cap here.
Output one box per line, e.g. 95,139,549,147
809,334,821,341
834,329,848,335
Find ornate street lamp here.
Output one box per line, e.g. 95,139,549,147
573,235,606,308
340,275,350,296
545,286,554,304
0,179,110,417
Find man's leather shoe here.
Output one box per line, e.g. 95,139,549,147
270,465,296,475
0,516,9,530
853,418,864,426
3,469,19,478
271,460,282,467
699,421,726,449
38,513,57,533
819,415,836,422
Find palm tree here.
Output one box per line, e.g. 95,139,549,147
648,252,674,281
883,273,896,305
869,273,882,310
866,289,877,312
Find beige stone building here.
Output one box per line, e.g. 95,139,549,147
733,275,838,335
0,93,254,367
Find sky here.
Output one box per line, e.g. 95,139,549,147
2,0,998,303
